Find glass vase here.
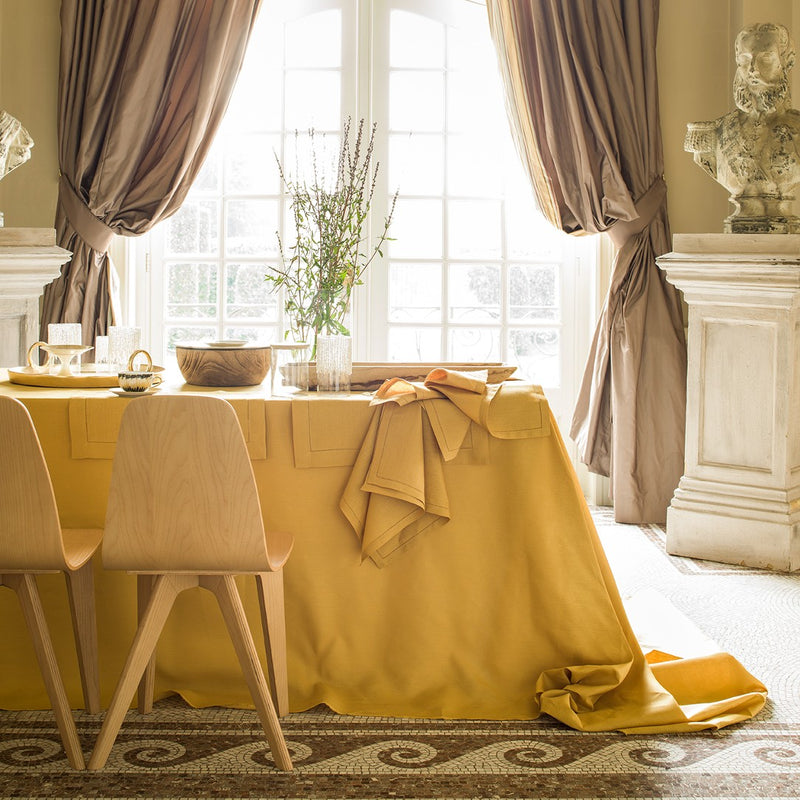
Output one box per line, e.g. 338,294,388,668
315,334,352,392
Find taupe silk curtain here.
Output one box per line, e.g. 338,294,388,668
42,0,262,340
487,0,686,523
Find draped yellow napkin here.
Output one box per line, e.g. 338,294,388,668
339,369,550,566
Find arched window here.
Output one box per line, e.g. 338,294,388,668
135,0,596,428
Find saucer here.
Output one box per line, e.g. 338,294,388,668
109,387,160,398
207,340,247,348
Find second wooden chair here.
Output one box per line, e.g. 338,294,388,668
89,394,294,771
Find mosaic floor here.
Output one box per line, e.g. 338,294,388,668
1,509,799,799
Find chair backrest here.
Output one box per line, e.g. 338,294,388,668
0,396,69,571
103,395,274,573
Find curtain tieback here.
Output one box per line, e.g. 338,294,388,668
606,176,667,249
58,176,116,253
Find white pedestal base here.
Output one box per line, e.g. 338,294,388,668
658,234,800,572
667,477,800,570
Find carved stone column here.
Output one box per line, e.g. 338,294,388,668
657,234,800,571
0,228,71,367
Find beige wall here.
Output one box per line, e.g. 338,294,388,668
0,0,59,228
2,0,800,235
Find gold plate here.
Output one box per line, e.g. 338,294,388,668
7,365,165,388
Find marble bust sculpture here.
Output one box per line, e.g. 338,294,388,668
0,110,34,181
685,22,800,233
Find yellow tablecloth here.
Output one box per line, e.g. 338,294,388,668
0,372,766,732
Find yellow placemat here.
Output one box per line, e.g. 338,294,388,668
68,397,267,460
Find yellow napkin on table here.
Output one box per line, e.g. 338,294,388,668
339,369,550,566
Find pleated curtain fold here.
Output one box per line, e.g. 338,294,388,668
487,0,687,523
42,0,262,341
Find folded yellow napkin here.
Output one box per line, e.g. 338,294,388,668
339,369,550,566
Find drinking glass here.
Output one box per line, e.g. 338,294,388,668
108,326,141,371
315,334,352,392
270,342,310,395
94,335,109,370
46,323,84,374
47,323,83,345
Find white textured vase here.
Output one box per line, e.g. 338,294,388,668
316,334,352,392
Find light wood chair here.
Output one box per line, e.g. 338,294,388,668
0,396,103,771
89,395,294,771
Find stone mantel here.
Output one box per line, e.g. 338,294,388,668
0,227,71,367
663,234,800,301
657,233,800,571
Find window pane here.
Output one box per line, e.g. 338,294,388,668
506,191,564,260
448,327,500,362
389,133,444,196
225,263,279,320
285,10,341,67
282,132,341,189
224,12,283,132
390,71,444,131
509,264,559,322
225,68,283,132
191,146,221,193
284,70,341,130
167,326,217,351
223,325,277,344
389,262,441,322
510,328,560,387
390,10,445,68
448,200,501,259
166,263,218,319
447,134,502,197
390,199,442,258
448,263,500,322
224,134,281,194
225,199,279,256
166,201,219,256
388,326,441,361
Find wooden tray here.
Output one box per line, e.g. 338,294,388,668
7,365,165,388
294,362,517,391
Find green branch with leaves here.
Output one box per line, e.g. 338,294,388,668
266,118,398,353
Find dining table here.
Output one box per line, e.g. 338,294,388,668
0,366,767,734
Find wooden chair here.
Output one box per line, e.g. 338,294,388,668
89,395,294,771
0,396,103,771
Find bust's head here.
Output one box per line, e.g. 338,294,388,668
0,110,34,179
734,23,795,115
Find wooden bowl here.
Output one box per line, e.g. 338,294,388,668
176,343,271,386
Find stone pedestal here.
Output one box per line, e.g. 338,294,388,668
0,228,71,367
657,233,800,571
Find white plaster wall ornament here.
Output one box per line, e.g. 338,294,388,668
685,23,800,234
0,110,35,228
0,110,33,180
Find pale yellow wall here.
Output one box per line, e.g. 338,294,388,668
659,0,800,233
3,0,800,235
0,0,59,228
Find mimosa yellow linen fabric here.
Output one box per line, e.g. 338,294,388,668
340,370,550,565
0,376,766,735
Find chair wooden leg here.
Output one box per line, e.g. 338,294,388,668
136,574,156,714
88,574,195,771
255,570,289,716
64,560,101,714
5,573,85,770
203,575,293,771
